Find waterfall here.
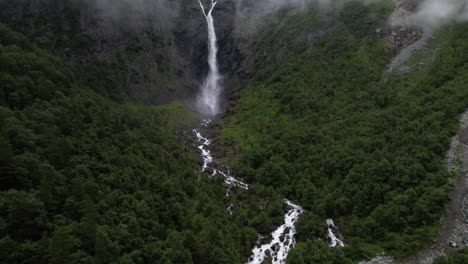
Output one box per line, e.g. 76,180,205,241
193,122,304,264
193,2,306,263
326,219,345,248
197,0,222,116
247,200,304,264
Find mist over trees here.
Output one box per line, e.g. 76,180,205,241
410,0,468,28
0,0,467,263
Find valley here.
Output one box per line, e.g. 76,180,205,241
0,0,467,263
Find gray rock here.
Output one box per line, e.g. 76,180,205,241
359,257,396,264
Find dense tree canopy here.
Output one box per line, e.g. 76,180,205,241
217,2,468,262
1,0,467,263
0,23,287,263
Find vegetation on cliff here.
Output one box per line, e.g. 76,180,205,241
434,248,468,264
217,1,468,262
1,0,467,263
0,23,284,264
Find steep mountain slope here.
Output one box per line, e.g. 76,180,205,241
0,23,286,264
0,0,242,106
1,0,467,263
215,1,468,262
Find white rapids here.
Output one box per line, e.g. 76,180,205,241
197,0,222,116
247,200,304,264
326,219,345,247
193,120,304,263
193,119,248,192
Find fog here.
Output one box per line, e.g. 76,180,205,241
234,0,384,14
233,0,387,30
77,0,468,31
409,0,468,29
233,0,468,32
82,0,181,29
82,0,381,28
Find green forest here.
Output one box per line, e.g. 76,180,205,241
0,23,288,263
217,1,468,263
1,0,468,263
434,248,468,264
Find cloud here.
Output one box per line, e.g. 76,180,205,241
232,0,383,34
84,0,180,29
409,0,468,29
234,0,382,14
75,0,468,33
234,0,468,33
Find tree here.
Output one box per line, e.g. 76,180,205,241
48,226,78,264
95,227,113,264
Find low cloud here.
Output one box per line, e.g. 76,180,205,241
77,0,468,32
234,0,468,34
233,0,383,34
409,0,468,29
84,0,180,29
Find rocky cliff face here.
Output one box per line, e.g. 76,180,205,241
0,0,310,111
0,0,243,107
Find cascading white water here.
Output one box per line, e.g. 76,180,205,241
193,121,304,263
247,200,304,264
326,219,345,247
193,119,249,192
193,1,307,261
197,0,222,116
193,120,345,261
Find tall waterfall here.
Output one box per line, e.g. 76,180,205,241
197,0,222,116
194,1,308,263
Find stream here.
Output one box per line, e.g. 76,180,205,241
193,119,304,264
194,1,344,262
193,119,345,263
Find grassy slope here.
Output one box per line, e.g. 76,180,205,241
217,1,468,262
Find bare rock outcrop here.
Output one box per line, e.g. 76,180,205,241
383,0,432,75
